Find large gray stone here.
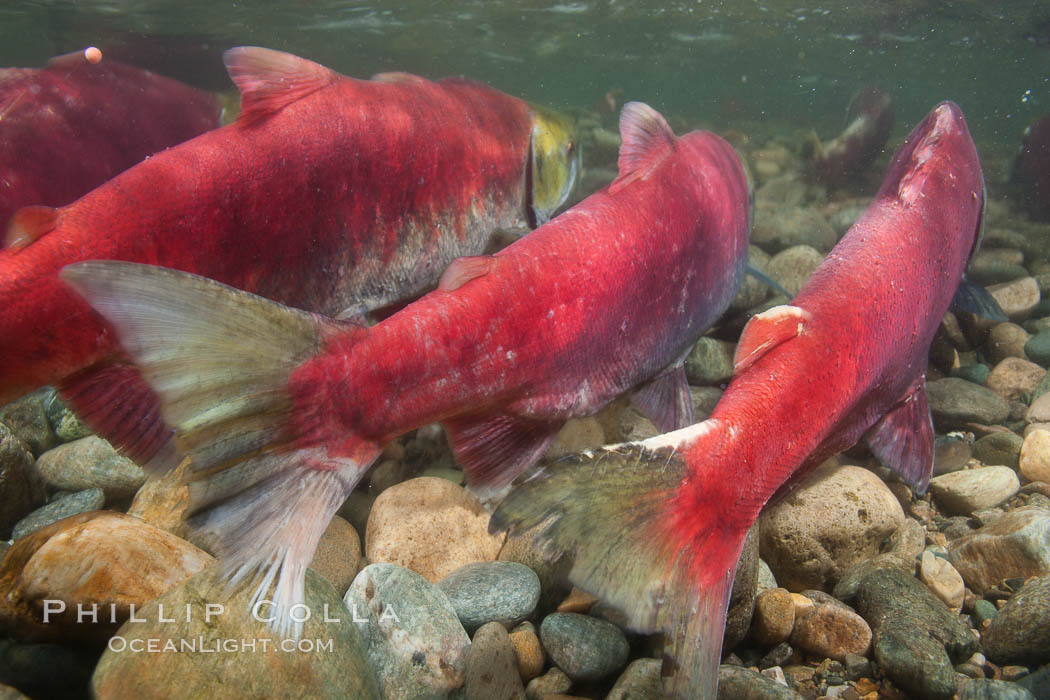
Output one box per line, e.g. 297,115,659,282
539,612,629,682
0,424,43,539
927,378,1011,430
11,488,104,541
34,436,145,501
983,575,1050,667
437,561,540,633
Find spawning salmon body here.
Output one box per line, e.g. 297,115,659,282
0,47,572,417
492,101,986,699
291,108,750,473
0,51,221,226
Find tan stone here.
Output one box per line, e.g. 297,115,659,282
767,245,824,296
127,458,192,537
790,592,816,619
0,511,213,643
557,586,599,614
750,587,795,645
790,604,872,661
919,551,965,611
366,477,504,582
929,466,1020,515
989,276,1040,321
948,506,1050,594
986,323,1031,364
1020,429,1050,483
309,515,361,595
986,357,1046,401
509,622,545,681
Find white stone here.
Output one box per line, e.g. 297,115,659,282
919,551,965,611
928,466,1020,515
1020,429,1050,483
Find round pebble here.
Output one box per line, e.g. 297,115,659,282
750,587,794,646
1025,329,1050,366
509,622,545,681
437,561,540,633
982,575,1050,666
986,358,1047,402
927,378,1011,429
928,466,1020,515
539,612,629,682
790,603,872,661
974,432,1023,470
465,622,525,700
948,507,1050,594
919,550,965,611
1020,430,1050,483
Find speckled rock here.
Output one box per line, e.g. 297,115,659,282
607,658,663,699
766,245,824,296
929,466,1020,515
731,246,774,313
989,277,1040,321
982,575,1050,666
344,563,468,699
975,432,1024,470
685,337,735,386
310,516,361,595
437,561,540,633
0,424,43,539
988,323,1032,364
752,205,837,253
509,621,544,681
93,569,379,699
41,391,92,444
987,358,1047,401
1021,430,1050,483
0,390,57,457
927,378,1011,430
525,667,571,699
0,511,213,643
759,464,904,591
751,588,795,646
540,613,629,682
855,568,978,700
959,679,1037,699
920,551,966,611
11,488,104,541
790,602,871,661
716,664,801,699
465,622,525,700
1015,664,1050,698
1027,393,1050,424
948,507,1050,593
366,477,504,582
498,522,574,617
34,436,146,500
126,459,190,537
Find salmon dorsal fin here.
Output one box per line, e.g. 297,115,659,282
439,255,498,292
5,205,59,250
371,71,428,85
224,47,340,125
733,304,812,374
609,102,676,195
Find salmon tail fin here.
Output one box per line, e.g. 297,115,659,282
60,261,379,637
491,421,747,699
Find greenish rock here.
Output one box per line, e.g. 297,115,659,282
725,523,760,650
975,432,1024,469
927,378,1011,430
935,434,975,476
959,679,1038,699
983,575,1050,667
968,260,1030,286
35,436,146,500
345,563,469,700
1034,371,1050,402
524,667,571,700
499,522,574,617
41,390,92,443
0,389,57,457
0,423,44,539
685,337,735,386
92,569,379,699
539,612,629,682
437,561,540,633
1015,663,1050,699
975,599,1000,625
11,488,104,540
464,622,524,700
955,364,992,386
716,664,802,699
607,658,663,700
0,638,98,700
1027,330,1050,367
855,568,978,700
1024,317,1050,335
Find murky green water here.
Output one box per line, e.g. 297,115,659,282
2,1,1048,178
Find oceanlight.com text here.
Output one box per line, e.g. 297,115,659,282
107,636,335,654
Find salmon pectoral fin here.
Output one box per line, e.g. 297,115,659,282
58,363,178,473
5,205,59,250
733,304,812,374
632,362,694,433
438,255,499,292
951,277,1008,322
865,377,935,492
443,412,562,497
60,260,375,638
491,442,742,699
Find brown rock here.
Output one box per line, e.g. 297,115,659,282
366,477,504,582
989,276,1040,321
509,621,545,681
557,587,599,614
126,458,191,537
986,358,1046,401
986,323,1031,364
790,604,872,661
948,506,1050,594
767,245,825,296
0,511,213,643
750,587,795,646
465,621,525,700
309,515,360,595
1020,429,1050,483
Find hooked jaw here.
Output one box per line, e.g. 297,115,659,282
527,104,581,226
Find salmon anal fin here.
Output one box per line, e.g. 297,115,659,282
371,71,428,84
443,412,562,492
58,363,177,473
632,362,694,433
438,255,498,292
224,47,340,125
609,102,676,195
733,304,812,375
5,205,59,250
865,376,935,492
